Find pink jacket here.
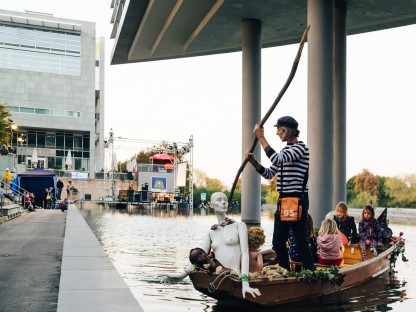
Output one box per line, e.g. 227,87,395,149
317,234,343,260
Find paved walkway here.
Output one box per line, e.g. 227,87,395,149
0,209,65,312
0,206,143,312
58,205,143,312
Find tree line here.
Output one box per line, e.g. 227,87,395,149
118,145,416,209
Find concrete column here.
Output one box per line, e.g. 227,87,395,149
333,0,347,206
307,0,334,223
241,18,262,226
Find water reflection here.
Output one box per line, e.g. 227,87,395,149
78,203,413,312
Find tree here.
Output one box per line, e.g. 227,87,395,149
346,176,356,204
349,191,378,209
377,176,392,207
0,100,12,146
354,169,379,197
385,175,416,208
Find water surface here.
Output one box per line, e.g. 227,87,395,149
79,204,414,312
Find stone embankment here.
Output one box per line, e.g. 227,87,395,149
262,204,416,225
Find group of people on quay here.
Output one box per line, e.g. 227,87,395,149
165,116,386,299
1,172,70,212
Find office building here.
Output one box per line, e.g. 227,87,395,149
0,9,104,177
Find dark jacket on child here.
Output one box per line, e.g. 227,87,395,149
334,215,358,244
358,218,382,245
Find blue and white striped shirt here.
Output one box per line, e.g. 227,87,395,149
257,141,309,194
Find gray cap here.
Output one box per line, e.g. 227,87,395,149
273,116,298,129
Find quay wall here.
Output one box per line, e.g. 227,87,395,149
263,204,416,225
58,178,137,201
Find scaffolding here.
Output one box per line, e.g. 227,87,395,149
103,132,194,211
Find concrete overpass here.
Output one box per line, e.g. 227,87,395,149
109,0,416,224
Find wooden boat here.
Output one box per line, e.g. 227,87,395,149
189,240,404,307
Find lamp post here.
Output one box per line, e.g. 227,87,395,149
8,118,17,149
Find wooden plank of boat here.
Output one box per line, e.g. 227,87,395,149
189,242,397,307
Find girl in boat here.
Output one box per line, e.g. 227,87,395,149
317,219,344,266
358,205,383,259
164,192,261,299
333,201,358,245
247,227,265,272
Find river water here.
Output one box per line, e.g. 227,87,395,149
79,204,414,312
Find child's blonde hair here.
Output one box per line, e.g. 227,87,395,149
318,219,339,236
247,226,265,251
335,201,349,216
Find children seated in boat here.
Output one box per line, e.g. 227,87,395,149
317,219,344,266
288,214,319,263
333,201,358,245
189,247,229,274
248,227,265,272
358,205,383,260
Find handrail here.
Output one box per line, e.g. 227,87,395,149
2,181,30,209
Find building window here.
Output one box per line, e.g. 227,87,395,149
65,134,73,150
83,137,90,151
56,135,65,149
37,132,46,148
74,135,82,150
9,106,81,118
46,134,55,147
0,23,81,76
27,132,36,147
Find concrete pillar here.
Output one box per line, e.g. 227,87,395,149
241,19,262,226
333,0,347,206
307,0,334,223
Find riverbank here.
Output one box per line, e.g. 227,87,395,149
262,205,416,225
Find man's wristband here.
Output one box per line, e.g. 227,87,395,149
240,274,249,282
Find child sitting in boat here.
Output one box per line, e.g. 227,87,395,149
288,214,319,263
358,205,383,260
333,201,358,245
317,219,344,266
247,227,265,272
189,247,229,274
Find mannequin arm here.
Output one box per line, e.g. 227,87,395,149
238,222,261,298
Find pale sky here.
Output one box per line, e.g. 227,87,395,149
2,1,416,188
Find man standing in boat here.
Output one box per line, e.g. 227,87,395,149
245,116,315,271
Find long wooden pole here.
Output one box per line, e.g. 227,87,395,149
228,25,310,206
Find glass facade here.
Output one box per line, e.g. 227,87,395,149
0,23,81,76
8,106,81,118
15,129,90,171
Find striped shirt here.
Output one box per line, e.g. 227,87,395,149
257,141,309,194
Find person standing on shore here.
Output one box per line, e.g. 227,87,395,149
245,116,314,271
56,179,64,200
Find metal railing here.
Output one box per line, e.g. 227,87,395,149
1,181,31,210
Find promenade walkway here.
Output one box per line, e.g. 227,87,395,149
0,205,143,312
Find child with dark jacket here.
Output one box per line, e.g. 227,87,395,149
333,201,358,244
358,205,382,260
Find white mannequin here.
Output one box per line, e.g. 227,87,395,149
165,192,261,299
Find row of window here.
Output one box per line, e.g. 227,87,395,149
14,131,90,152
0,46,80,76
17,155,89,171
9,106,81,118
0,23,81,54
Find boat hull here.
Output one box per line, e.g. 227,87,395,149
189,243,395,306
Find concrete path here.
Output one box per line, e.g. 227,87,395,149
0,206,143,312
0,209,65,312
57,204,143,312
